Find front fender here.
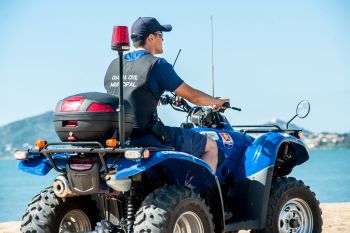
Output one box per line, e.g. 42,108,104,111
232,133,308,229
235,132,307,181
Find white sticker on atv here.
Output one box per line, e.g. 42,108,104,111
161,151,190,156
219,133,234,148
199,131,219,140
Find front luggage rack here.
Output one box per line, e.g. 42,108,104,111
232,124,301,134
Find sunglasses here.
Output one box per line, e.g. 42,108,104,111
154,32,163,39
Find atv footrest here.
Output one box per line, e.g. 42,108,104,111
224,219,259,232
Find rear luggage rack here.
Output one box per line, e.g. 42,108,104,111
27,141,175,174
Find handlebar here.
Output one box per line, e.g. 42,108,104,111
159,95,171,105
160,94,241,113
160,94,192,113
160,93,241,129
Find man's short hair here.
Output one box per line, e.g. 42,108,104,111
131,17,171,44
133,36,147,48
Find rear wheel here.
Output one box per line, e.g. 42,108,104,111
21,187,100,233
252,177,322,233
134,185,214,233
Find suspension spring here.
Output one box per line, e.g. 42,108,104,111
126,193,135,233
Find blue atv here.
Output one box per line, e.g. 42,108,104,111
16,92,322,233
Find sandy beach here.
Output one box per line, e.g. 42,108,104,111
0,203,349,233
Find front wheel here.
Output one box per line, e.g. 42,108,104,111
252,177,322,233
134,185,214,233
21,187,100,233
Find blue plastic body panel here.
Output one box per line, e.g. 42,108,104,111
191,128,254,183
18,129,305,185
18,151,214,179
17,151,222,205
18,154,68,176
112,151,213,179
234,132,306,181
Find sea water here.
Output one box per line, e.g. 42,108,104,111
0,149,349,222
291,149,350,203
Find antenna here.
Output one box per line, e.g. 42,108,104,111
173,49,182,67
211,16,215,97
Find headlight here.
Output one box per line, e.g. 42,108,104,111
125,150,142,160
14,150,28,160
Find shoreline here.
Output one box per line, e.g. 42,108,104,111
1,203,349,233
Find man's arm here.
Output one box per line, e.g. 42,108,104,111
174,82,228,107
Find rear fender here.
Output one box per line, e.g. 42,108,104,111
113,151,213,179
17,150,214,178
113,151,225,233
18,154,69,176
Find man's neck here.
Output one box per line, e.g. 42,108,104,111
134,48,147,51
135,45,157,55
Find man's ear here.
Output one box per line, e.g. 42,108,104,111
148,34,156,42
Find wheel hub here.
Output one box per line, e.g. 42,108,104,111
278,198,313,233
173,211,204,233
59,209,91,233
289,219,300,228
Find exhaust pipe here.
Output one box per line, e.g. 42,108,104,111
53,175,77,198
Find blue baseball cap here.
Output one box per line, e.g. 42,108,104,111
131,17,172,42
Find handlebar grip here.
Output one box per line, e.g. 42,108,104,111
231,106,241,111
222,102,231,108
222,102,241,111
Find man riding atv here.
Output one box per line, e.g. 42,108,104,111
104,17,229,173
17,15,322,233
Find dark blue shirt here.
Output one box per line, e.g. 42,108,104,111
124,50,184,97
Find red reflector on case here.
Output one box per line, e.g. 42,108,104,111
63,120,78,128
68,136,77,141
69,159,95,171
61,96,83,112
87,103,114,112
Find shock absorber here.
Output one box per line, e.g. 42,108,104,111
126,188,135,233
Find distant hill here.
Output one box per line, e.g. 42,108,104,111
266,118,312,135
0,111,59,159
265,118,350,149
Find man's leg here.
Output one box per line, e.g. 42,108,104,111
170,127,218,172
201,138,218,173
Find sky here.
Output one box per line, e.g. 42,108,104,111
0,0,349,133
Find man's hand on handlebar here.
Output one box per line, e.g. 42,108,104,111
212,97,230,111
